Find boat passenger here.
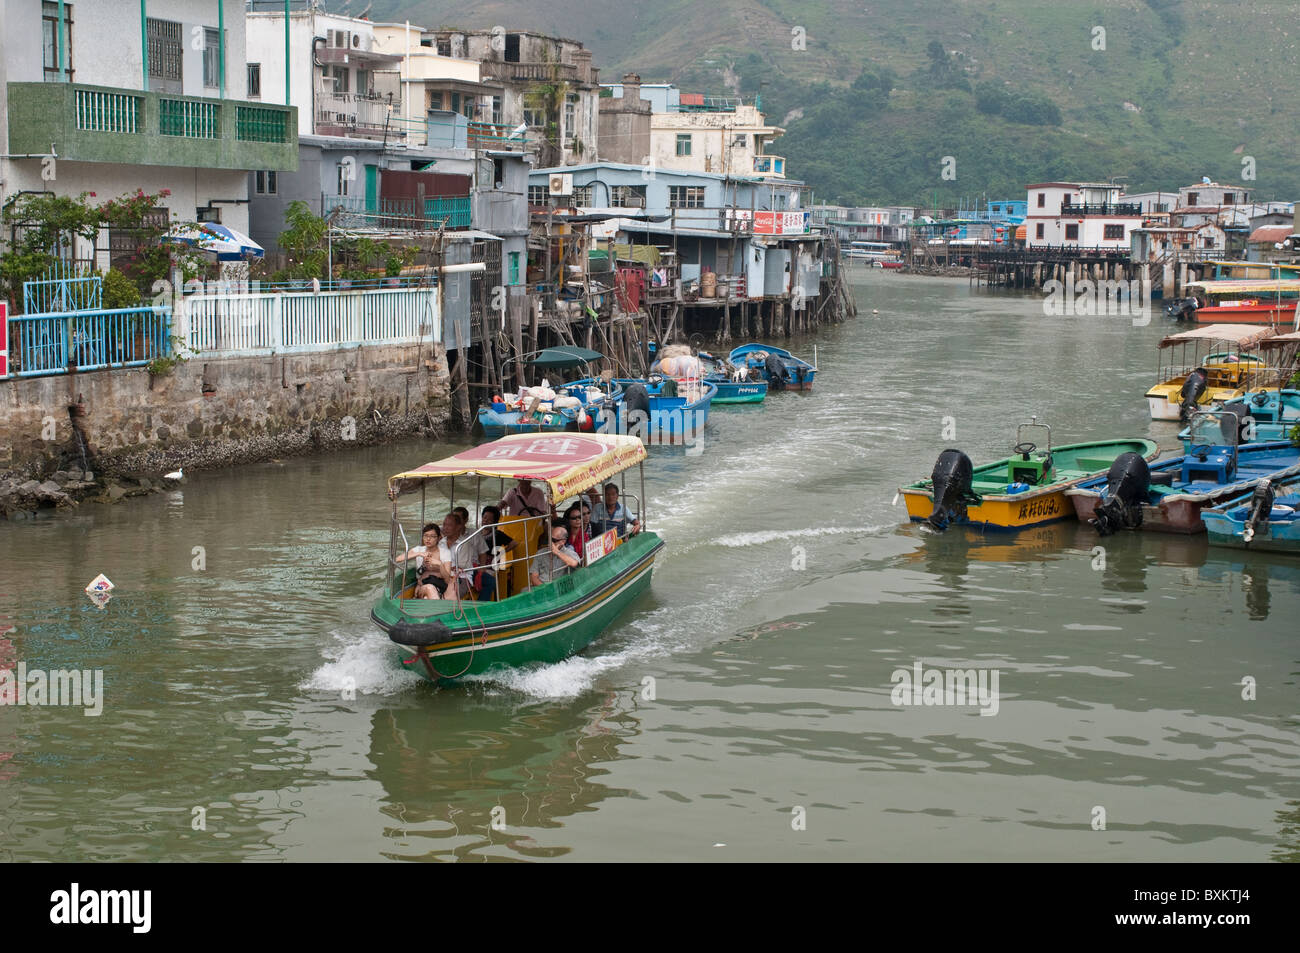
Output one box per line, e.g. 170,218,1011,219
475,505,519,601
529,525,580,587
500,478,547,518
563,504,589,562
439,511,478,598
394,523,449,599
588,483,641,537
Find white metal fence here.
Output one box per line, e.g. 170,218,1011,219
180,287,440,357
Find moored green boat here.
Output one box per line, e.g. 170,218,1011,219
372,433,662,683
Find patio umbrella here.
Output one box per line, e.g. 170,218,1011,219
526,346,605,369
164,223,265,261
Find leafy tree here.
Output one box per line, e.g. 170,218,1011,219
277,200,327,281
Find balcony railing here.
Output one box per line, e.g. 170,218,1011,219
1060,202,1142,216
323,194,471,230
8,82,297,170
313,88,399,137
468,120,524,151
507,61,583,83
160,98,219,138
75,88,140,133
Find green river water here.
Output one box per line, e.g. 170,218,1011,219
1,271,1296,862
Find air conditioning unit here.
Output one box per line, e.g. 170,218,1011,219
622,194,645,208
351,32,371,52
329,30,351,49
548,173,573,196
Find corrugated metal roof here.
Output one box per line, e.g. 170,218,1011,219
1248,225,1295,243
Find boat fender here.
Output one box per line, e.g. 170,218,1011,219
388,619,457,646
1091,452,1150,536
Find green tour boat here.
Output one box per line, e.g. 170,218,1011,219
372,433,663,684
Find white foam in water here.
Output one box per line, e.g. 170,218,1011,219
303,628,423,696
712,524,884,548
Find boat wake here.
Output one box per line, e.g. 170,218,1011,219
302,626,424,697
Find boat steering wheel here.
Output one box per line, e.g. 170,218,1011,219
1252,392,1271,407
1013,441,1037,460
1188,443,1212,459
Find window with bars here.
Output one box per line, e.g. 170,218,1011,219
255,171,278,195
572,185,593,205
1104,224,1125,240
337,163,350,197
528,185,550,206
41,2,74,82
491,95,502,125
676,134,692,156
669,186,705,209
147,18,183,91
247,64,261,99
523,106,545,127
1064,223,1079,241
427,91,443,111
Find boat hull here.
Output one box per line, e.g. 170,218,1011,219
1146,384,1245,421
707,379,768,403
901,486,1072,530
1195,304,1296,324
373,532,664,684
1066,491,1209,534
477,405,586,438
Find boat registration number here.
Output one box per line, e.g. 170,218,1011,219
1017,497,1062,520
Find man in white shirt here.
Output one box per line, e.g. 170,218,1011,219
439,511,481,597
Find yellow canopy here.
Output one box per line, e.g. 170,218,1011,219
389,432,646,501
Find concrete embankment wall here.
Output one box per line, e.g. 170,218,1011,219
1,342,451,514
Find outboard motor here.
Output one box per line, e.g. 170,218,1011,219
1243,480,1276,544
926,449,980,531
1091,452,1150,536
1179,367,1208,422
764,352,790,391
1164,297,1199,321
623,381,650,420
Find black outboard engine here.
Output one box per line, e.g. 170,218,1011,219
1091,451,1150,536
926,449,980,531
623,382,650,434
1179,367,1208,422
764,352,790,391
1164,297,1199,321
1243,480,1276,544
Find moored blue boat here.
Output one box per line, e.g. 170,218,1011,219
697,351,768,403
728,343,817,391
572,375,717,444
477,381,623,438
1201,473,1300,553
1177,388,1300,449
1067,411,1300,534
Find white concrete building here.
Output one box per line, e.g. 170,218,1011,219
1,0,296,268
1024,182,1142,249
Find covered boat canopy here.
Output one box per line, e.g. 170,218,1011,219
1183,279,1300,295
1158,324,1277,348
389,433,645,501
526,346,605,368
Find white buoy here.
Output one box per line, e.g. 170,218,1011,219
891,492,900,506
872,309,879,314
164,468,183,481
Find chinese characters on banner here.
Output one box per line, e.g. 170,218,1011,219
584,529,618,565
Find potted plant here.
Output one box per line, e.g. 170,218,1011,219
384,254,403,286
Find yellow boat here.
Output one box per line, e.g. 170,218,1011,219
1146,324,1273,421
898,421,1160,532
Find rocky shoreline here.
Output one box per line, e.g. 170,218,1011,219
1,410,449,520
